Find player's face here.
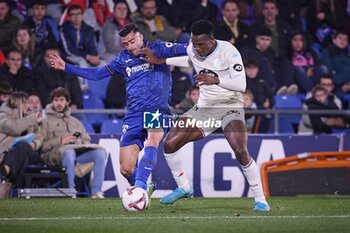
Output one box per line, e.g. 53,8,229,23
53,96,68,113
32,5,46,21
191,34,216,58
222,2,240,23
291,34,304,52
121,31,144,57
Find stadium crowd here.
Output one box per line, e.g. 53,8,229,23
0,0,350,196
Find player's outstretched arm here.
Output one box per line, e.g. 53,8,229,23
49,53,66,71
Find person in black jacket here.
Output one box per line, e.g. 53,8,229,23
301,85,347,134
245,59,275,133
33,46,82,109
0,49,36,95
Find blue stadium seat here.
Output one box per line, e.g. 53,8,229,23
86,76,111,100
273,95,303,133
342,94,350,109
100,119,124,134
79,119,95,134
83,94,108,126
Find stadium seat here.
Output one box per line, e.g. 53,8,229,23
342,94,350,109
79,119,95,134
86,76,111,100
273,95,303,133
83,94,108,126
100,119,124,134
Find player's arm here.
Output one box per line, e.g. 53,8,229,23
50,53,114,81
216,47,246,92
140,48,191,67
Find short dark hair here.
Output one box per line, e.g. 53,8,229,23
0,0,9,6
189,86,199,94
68,4,83,15
5,48,23,59
31,0,47,7
50,87,70,102
119,23,140,37
319,74,333,82
245,59,259,68
0,82,13,95
312,85,327,96
332,31,349,39
263,0,277,7
141,0,156,7
191,20,214,36
222,0,240,9
256,26,272,37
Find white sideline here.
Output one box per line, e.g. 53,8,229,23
0,215,349,221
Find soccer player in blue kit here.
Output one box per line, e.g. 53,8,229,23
49,23,187,199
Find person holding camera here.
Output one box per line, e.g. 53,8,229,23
33,87,106,198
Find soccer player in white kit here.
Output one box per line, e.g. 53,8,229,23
142,20,270,211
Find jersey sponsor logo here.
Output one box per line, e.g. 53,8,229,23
233,64,243,72
125,63,154,77
199,69,218,77
165,42,174,48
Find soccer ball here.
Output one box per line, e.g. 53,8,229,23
122,186,149,212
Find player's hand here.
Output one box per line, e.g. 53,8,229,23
49,53,66,71
139,48,166,64
194,73,220,86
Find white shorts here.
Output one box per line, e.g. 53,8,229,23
184,105,245,136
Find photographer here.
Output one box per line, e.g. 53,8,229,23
33,87,106,198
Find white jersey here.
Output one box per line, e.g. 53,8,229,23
187,40,246,108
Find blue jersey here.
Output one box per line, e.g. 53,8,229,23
65,40,187,114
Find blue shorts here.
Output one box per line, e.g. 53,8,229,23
120,111,170,150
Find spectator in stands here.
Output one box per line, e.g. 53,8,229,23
8,0,29,23
320,31,350,90
45,0,64,24
176,86,199,113
171,66,193,108
306,0,343,47
306,74,342,109
105,73,126,111
239,0,262,26
12,26,43,70
243,89,257,133
0,49,5,66
60,4,101,68
84,0,111,42
27,93,43,115
245,59,274,133
0,0,20,51
0,49,36,95
33,46,82,109
214,0,253,48
0,92,42,189
287,30,328,93
33,87,107,198
23,0,60,49
0,82,13,105
154,0,195,33
253,0,291,56
299,85,347,134
100,0,130,62
131,0,182,42
275,0,304,30
191,0,218,26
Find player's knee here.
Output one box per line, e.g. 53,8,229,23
164,138,178,154
120,164,134,178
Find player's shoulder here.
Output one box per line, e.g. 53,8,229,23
112,50,130,64
217,40,239,52
149,40,177,49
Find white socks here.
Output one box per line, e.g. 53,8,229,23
164,152,191,191
241,159,267,204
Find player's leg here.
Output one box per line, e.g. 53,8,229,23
119,144,140,186
223,120,270,212
134,128,164,190
161,116,203,205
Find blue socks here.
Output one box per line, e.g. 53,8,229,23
135,146,158,190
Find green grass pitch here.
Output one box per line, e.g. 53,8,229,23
1,196,349,233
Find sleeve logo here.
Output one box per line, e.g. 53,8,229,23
233,64,243,72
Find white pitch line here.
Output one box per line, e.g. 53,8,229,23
0,215,349,221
